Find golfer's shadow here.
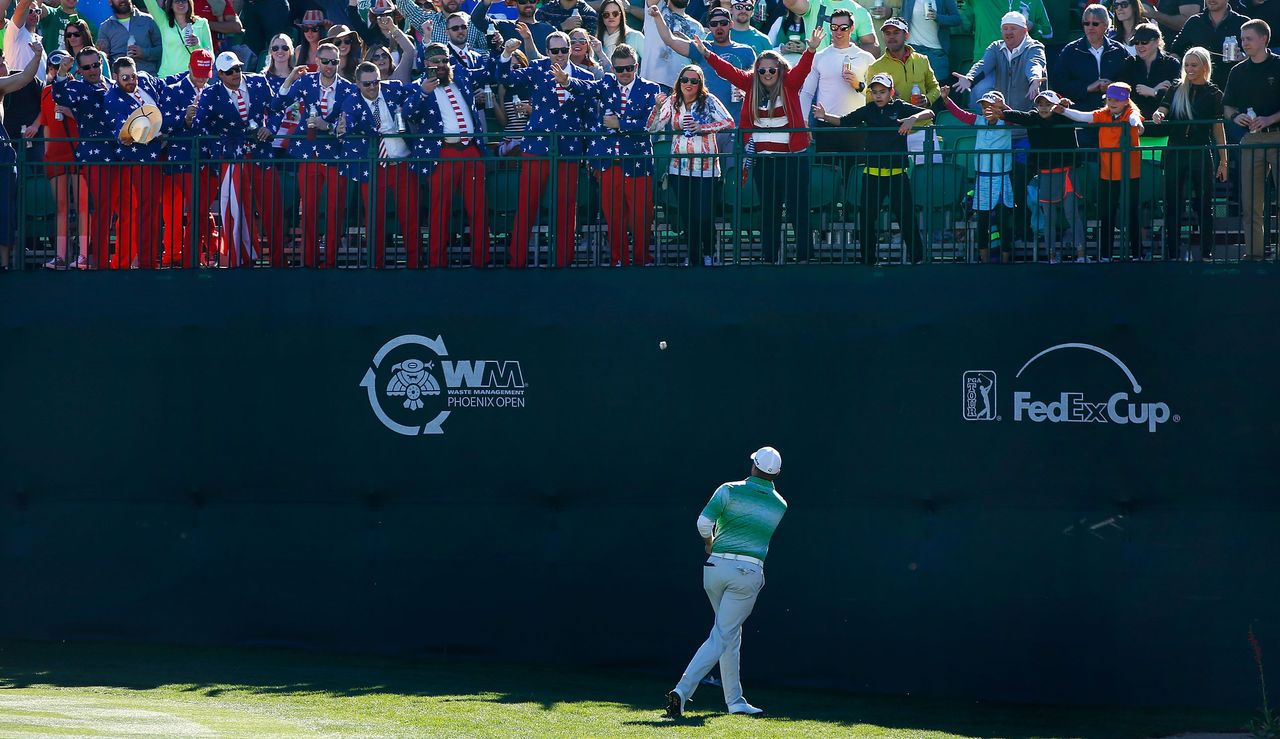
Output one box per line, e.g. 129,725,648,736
623,715,710,728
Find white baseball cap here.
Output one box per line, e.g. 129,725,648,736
978,90,1005,105
1035,89,1062,105
868,72,895,89
750,446,782,475
214,51,243,72
1000,11,1027,29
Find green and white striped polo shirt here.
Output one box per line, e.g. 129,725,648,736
701,476,788,562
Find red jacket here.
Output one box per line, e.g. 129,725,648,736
704,47,814,152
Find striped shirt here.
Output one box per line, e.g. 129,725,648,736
700,476,787,563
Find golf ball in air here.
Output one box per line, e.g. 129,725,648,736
659,341,668,350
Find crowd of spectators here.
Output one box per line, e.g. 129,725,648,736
1,0,1280,269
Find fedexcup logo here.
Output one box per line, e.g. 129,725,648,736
361,334,528,436
962,343,1176,433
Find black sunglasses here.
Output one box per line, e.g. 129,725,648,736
756,67,779,75
318,57,340,65
548,46,569,53
79,61,101,70
1082,20,1103,26
448,24,467,30
830,22,850,30
602,9,620,16
614,63,635,72
270,44,289,51
359,78,379,86
372,52,391,59
678,75,700,84
65,30,82,38
708,19,729,26
1113,1,1130,6
303,26,321,32
338,37,354,44
220,65,243,74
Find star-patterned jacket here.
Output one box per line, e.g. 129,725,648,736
192,72,281,164
271,72,358,163
402,63,495,177
334,81,425,183
494,55,597,156
158,73,217,173
103,72,170,164
51,76,115,163
564,73,661,177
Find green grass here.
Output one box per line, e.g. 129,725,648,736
0,640,1249,738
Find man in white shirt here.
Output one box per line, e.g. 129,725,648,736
340,61,421,268
3,0,45,141
643,0,704,89
799,8,873,170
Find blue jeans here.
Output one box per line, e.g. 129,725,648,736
915,45,950,86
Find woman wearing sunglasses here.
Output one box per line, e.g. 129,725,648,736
294,12,333,70
1108,0,1148,54
362,24,416,81
61,20,95,62
140,0,214,77
597,0,644,62
646,64,734,266
568,27,612,78
695,26,822,264
326,24,366,81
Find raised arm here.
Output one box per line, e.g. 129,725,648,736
646,4,691,57
391,27,417,81
0,41,43,94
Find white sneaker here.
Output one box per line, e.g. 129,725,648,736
727,701,764,716
73,255,88,270
43,257,67,270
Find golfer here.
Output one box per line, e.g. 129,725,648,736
665,446,788,719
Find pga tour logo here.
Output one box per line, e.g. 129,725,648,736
962,343,1176,433
361,334,527,436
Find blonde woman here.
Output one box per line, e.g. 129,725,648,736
646,64,734,266
696,27,821,263
1153,46,1228,260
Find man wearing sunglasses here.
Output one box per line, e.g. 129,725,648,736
1051,3,1128,116
559,43,660,265
650,6,753,121
800,9,874,169
403,41,498,267
101,56,167,268
728,0,773,54
193,50,282,267
334,60,423,268
0,40,42,271
52,47,114,269
277,42,357,267
496,32,595,267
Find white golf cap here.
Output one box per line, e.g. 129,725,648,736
978,90,1005,105
750,446,782,475
868,72,895,89
214,50,243,72
1000,11,1027,29
1035,89,1062,105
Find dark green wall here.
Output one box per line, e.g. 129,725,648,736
2,266,1277,708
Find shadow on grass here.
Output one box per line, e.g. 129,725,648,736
0,640,1247,739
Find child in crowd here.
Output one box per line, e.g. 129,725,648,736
937,87,1014,263
1054,82,1145,262
813,73,934,265
999,90,1087,263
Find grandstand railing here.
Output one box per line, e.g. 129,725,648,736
10,120,1268,269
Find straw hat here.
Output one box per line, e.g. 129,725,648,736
120,104,163,145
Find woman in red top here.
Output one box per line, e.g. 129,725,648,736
27,53,89,269
696,27,821,264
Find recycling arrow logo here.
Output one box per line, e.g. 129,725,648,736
360,334,452,436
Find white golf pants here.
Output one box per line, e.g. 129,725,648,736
674,556,765,708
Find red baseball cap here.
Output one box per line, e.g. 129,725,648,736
190,48,214,79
